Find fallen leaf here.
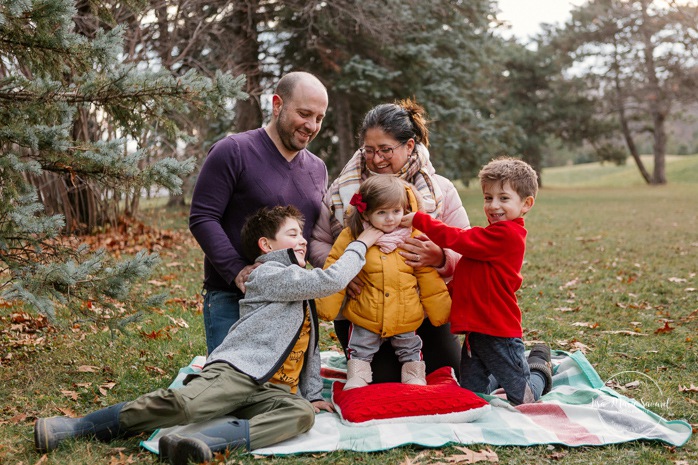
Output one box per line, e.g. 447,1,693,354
107,451,136,464
572,322,599,329
99,382,117,396
145,366,167,376
575,236,602,243
624,380,641,390
679,384,698,393
61,390,79,401
451,446,499,463
77,365,99,373
601,330,647,336
668,277,687,283
166,316,189,328
570,341,591,354
654,322,674,334
140,329,171,340
8,413,27,424
57,407,77,417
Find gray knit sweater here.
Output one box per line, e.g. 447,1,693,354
206,240,367,401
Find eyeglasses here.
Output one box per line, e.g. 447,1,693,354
359,141,407,160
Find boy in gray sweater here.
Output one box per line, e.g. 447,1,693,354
35,206,382,465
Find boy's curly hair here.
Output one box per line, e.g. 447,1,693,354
241,206,305,262
478,157,538,200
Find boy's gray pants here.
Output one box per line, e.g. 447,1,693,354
118,362,315,450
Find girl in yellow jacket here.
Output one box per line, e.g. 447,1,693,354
316,176,451,389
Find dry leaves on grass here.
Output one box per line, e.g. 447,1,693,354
559,278,581,289
107,451,137,464
430,446,499,464
571,322,599,329
76,217,196,257
554,306,580,313
556,339,592,354
654,322,675,335
679,384,698,393
601,330,647,336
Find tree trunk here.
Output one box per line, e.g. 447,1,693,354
231,0,264,132
330,92,355,178
611,40,652,184
640,0,668,185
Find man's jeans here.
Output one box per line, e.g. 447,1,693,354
202,289,241,355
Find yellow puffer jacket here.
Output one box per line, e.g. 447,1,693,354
316,185,451,337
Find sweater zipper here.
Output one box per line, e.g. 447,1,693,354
257,302,307,383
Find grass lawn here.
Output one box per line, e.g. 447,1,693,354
1,157,696,464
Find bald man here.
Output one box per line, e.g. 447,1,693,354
190,72,329,354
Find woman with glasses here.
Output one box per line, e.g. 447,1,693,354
309,99,470,382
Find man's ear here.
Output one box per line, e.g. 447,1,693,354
271,94,283,117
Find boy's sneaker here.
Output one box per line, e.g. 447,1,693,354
527,343,553,395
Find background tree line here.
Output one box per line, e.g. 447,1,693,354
1,0,697,320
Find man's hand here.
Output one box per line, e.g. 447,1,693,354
234,263,261,293
346,276,364,299
311,400,335,413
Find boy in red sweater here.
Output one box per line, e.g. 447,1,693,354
401,157,552,405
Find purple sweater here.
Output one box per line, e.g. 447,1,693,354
189,128,328,292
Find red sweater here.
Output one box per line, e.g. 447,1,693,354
413,212,526,338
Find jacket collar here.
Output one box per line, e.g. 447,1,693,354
255,248,299,267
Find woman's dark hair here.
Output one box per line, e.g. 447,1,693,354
241,205,305,262
359,98,430,148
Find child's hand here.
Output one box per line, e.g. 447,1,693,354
311,400,335,413
356,226,383,248
401,212,416,228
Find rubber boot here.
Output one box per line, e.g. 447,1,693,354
35,402,127,453
158,417,250,465
344,359,372,390
527,343,553,395
401,360,427,385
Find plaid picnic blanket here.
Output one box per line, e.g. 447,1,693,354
141,350,692,455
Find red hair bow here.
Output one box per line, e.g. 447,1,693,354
350,193,367,213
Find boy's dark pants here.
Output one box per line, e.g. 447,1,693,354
120,362,315,450
459,332,545,405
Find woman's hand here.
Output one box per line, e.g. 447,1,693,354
399,234,445,269
311,400,335,413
